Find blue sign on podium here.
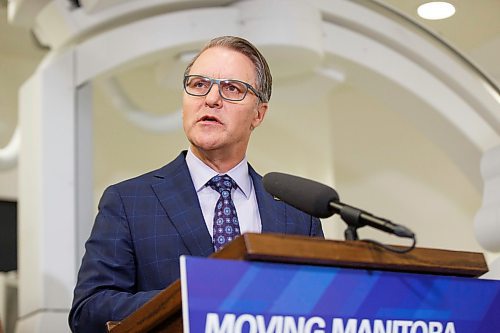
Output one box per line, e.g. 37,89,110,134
180,256,500,333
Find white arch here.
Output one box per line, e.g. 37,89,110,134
322,23,496,189
0,127,20,170
61,0,500,189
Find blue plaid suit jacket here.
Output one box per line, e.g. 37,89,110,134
69,152,323,332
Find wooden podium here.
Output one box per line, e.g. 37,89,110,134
106,233,488,333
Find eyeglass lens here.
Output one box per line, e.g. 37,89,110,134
185,76,249,101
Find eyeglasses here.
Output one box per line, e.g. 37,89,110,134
183,75,264,102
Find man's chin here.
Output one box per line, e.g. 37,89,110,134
189,138,224,152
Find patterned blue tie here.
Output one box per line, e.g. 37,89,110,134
207,174,241,251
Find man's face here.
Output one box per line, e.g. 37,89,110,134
182,47,268,158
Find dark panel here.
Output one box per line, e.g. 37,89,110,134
0,200,17,271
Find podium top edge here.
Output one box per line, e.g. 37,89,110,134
212,233,488,278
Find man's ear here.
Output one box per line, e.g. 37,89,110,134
251,102,268,130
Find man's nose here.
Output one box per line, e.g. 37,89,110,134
204,83,223,108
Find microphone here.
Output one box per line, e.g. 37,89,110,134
262,172,339,218
263,172,415,239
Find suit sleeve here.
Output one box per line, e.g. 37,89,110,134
69,186,160,333
311,216,324,238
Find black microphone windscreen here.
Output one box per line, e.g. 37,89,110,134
262,172,339,218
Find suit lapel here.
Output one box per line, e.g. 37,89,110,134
151,152,214,257
250,165,287,234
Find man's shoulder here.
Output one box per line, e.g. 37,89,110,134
247,163,262,181
106,152,187,193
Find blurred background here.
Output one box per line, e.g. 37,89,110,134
0,0,499,332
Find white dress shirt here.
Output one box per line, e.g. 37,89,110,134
185,148,262,237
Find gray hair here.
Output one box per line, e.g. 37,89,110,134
184,36,272,103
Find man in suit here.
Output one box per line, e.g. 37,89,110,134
69,36,323,332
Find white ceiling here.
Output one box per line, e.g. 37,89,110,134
380,0,500,83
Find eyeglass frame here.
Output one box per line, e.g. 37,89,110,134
183,75,265,102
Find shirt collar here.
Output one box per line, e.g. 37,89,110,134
185,148,252,198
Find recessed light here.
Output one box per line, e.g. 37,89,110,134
417,2,456,20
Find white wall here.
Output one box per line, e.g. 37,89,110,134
331,85,482,251
0,7,46,200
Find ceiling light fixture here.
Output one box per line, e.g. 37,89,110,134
417,2,456,20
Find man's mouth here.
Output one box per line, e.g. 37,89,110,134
198,115,222,124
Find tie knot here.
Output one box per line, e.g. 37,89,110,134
207,174,237,194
